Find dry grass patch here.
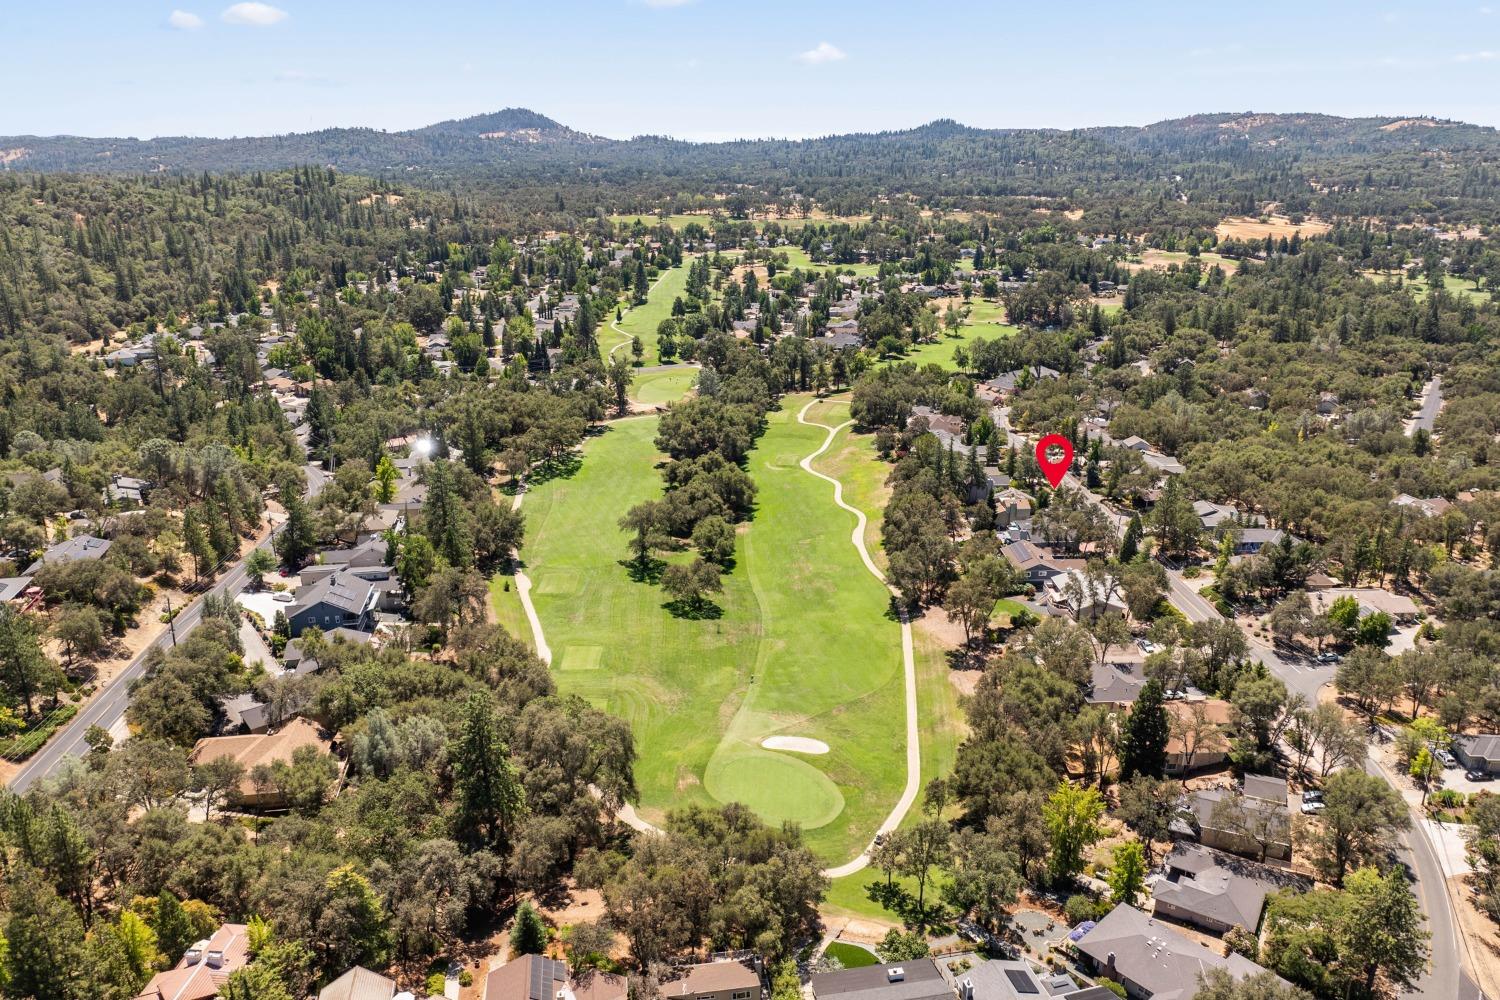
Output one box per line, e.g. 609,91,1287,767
1215,215,1332,241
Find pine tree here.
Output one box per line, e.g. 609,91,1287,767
510,901,547,956
452,693,525,846
1118,679,1171,781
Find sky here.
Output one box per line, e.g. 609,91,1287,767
4,0,1500,140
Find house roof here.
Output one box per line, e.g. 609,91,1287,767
660,960,762,999
812,960,949,1000
25,534,111,574
1456,734,1500,761
1309,588,1420,618
1087,662,1147,706
962,959,1087,999
570,972,630,1000
134,924,250,1000
188,717,333,798
1241,774,1287,804
291,570,376,619
0,577,34,602
485,955,568,1000
1164,700,1232,757
319,966,397,1000
1071,905,1280,1000
1154,844,1275,931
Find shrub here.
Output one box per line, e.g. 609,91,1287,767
427,972,447,995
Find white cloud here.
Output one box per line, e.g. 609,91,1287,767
1454,50,1498,61
168,9,204,29
1481,5,1494,13
797,41,846,65
221,2,288,26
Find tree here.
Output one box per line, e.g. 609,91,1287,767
1312,769,1408,885
1120,559,1168,621
897,819,952,927
1169,700,1221,779
220,965,294,1000
245,546,276,587
1106,840,1147,906
5,868,84,1000
1209,793,1290,864
0,606,63,716
54,603,106,666
452,693,526,846
619,501,666,568
946,573,997,647
193,755,245,822
691,515,735,567
510,901,548,956
1088,612,1131,667
1149,477,1202,560
1115,777,1178,864
607,354,635,416
275,477,316,568
661,558,722,615
1194,969,1310,1000
373,454,399,504
941,828,1019,932
1118,678,1171,781
875,928,930,962
1043,781,1106,885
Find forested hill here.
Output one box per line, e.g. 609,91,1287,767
5,108,1498,179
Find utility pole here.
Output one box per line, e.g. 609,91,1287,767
164,594,178,646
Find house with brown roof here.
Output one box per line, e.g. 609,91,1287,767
659,959,763,1000
484,955,629,1000
134,923,250,1000
1002,540,1085,586
318,966,398,1000
188,716,338,811
1164,699,1232,774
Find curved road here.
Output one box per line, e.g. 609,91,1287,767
507,398,923,877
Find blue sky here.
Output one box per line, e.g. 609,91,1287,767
4,1,1500,139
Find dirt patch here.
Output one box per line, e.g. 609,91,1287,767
1215,215,1332,241
948,670,982,697
836,916,901,943
1452,875,1500,998
357,193,404,206
1381,118,1442,132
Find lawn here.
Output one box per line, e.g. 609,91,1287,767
824,941,879,968
779,246,882,279
803,396,966,922
605,259,696,366
505,399,910,861
630,368,697,406
1403,273,1493,305
488,574,532,650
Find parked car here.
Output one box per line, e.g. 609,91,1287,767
1315,651,1341,664
1138,639,1157,654
272,591,294,603
1438,749,1459,769
1300,800,1326,815
1302,789,1324,804
1467,770,1494,783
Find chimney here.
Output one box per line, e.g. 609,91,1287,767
1104,952,1117,979
960,979,974,1000
206,950,225,969
887,968,906,983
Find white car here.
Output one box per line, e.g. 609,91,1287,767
272,591,294,603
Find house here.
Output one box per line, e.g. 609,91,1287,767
286,570,378,637
910,405,968,443
1191,501,1256,533
1177,776,1291,862
133,923,250,1000
980,366,1062,399
319,536,388,571
1070,904,1285,999
1164,700,1232,774
811,959,951,1000
1002,540,1085,586
188,717,338,811
1151,844,1284,935
0,576,40,611
1087,661,1149,709
960,960,1114,1000
319,966,398,1000
24,534,111,575
218,692,271,734
1307,587,1421,625
1231,528,1289,556
994,487,1033,529
1454,734,1500,775
485,955,569,1000
106,474,152,507
1043,568,1127,621
659,959,763,1000
1393,494,1453,519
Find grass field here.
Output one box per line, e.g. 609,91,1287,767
488,573,532,649
608,213,870,232
824,942,879,968
779,246,882,279
630,368,697,406
605,260,696,366
503,399,910,861
804,396,965,921
1401,273,1493,304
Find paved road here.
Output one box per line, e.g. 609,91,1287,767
1408,375,1444,436
10,536,270,794
9,459,326,795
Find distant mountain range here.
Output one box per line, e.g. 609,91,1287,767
1,108,1496,177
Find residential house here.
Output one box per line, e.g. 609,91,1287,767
1191,501,1258,533
1454,734,1500,775
188,717,338,811
1164,699,1232,774
1087,661,1149,709
1070,904,1286,999
318,966,398,1000
960,960,1114,1000
994,487,1033,529
659,960,763,1000
24,534,111,575
286,569,378,637
1231,528,1289,556
106,474,152,508
1002,540,1085,586
486,955,567,1000
0,576,40,611
1177,775,1291,862
1043,568,1127,621
1393,494,1453,519
1308,587,1421,625
980,366,1061,399
218,692,271,734
133,923,250,1000
823,332,863,350
909,406,968,450
1151,844,1286,935
811,959,951,1000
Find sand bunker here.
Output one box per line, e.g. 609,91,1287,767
761,736,830,755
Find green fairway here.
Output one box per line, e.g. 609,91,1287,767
488,574,532,649
1404,273,1493,304
779,246,882,279
630,368,697,406
606,258,696,366
503,399,909,861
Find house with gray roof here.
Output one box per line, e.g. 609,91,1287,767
1455,734,1500,775
24,534,112,575
959,959,1113,1000
1070,904,1285,999
286,570,377,638
1151,844,1285,935
812,960,952,1000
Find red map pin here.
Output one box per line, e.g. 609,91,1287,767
1035,434,1073,488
